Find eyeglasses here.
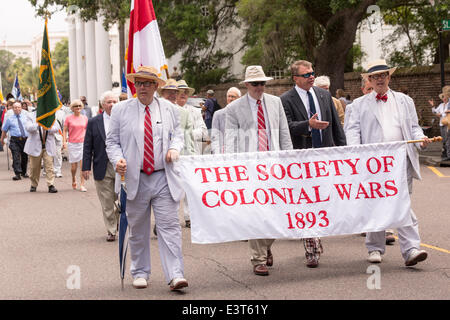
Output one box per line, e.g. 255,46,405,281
249,81,266,87
135,80,157,87
369,72,389,80
293,72,315,78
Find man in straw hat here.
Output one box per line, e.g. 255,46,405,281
225,65,293,276
158,79,196,156
106,66,188,291
281,60,346,268
346,58,431,267
176,79,208,228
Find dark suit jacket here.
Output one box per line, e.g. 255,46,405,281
82,113,110,180
280,86,346,149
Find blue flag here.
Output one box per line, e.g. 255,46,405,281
12,73,23,101
121,68,127,93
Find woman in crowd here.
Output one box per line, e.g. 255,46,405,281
63,99,88,192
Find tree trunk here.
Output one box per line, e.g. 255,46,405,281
303,0,377,95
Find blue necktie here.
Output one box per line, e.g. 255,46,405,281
307,91,322,148
16,114,26,137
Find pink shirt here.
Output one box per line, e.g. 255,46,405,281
65,114,88,143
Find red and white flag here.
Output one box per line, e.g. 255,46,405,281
126,0,168,97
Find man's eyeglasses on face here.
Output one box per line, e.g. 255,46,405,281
135,80,157,87
294,72,315,78
249,81,266,87
369,72,389,81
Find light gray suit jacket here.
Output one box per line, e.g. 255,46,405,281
24,111,59,157
225,93,293,153
345,90,425,179
106,97,185,201
211,108,226,154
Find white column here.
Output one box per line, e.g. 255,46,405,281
75,16,87,100
84,20,98,108
95,16,112,96
67,15,78,102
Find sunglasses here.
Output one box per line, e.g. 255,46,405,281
249,81,266,87
294,72,315,78
135,80,157,87
369,72,389,80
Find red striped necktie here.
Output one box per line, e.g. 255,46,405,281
257,99,268,151
143,106,155,175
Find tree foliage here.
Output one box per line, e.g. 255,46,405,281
379,0,450,67
28,0,130,29
154,0,241,90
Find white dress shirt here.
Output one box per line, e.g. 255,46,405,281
377,90,404,142
138,99,164,171
247,94,271,147
103,111,111,136
295,85,323,139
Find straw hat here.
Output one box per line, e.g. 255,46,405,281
177,80,195,96
126,66,166,87
241,65,273,84
157,78,179,95
361,59,397,77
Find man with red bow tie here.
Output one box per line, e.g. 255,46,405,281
346,59,431,268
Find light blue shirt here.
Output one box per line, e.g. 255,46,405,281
1,112,29,137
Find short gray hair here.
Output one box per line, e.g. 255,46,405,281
100,91,118,105
314,76,330,88
227,87,241,97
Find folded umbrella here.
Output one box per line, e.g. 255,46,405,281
118,176,129,290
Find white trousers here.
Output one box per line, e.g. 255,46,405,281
53,138,63,174
366,165,421,261
180,196,190,222
126,171,184,283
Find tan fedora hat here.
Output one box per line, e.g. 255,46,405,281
177,80,195,96
361,59,397,77
157,78,179,95
241,65,273,84
126,66,166,87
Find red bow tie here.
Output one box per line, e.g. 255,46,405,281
376,93,388,102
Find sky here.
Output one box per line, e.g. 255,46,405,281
0,0,68,45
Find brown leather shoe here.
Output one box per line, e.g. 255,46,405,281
266,249,273,267
306,256,319,268
253,264,269,276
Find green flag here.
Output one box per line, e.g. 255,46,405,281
37,19,61,129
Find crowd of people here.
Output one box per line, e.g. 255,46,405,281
1,57,447,292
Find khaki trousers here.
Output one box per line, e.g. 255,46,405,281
249,239,275,266
94,162,119,235
30,149,55,187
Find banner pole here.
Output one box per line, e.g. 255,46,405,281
407,136,442,144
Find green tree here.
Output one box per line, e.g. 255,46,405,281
379,0,450,67
154,0,241,90
0,50,16,98
52,39,70,102
6,57,33,99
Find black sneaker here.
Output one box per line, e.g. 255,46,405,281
12,175,21,181
48,185,58,193
30,186,37,192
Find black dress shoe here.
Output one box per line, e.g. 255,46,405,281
48,185,58,193
30,186,37,192
12,175,21,181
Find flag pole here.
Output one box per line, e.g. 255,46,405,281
407,136,442,144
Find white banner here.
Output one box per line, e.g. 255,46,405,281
177,142,413,244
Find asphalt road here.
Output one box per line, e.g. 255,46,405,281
0,149,448,304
